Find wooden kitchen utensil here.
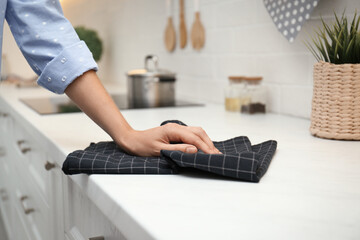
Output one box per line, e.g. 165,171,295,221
191,0,205,50
164,0,176,52
179,0,187,48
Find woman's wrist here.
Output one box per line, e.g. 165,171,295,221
113,125,137,152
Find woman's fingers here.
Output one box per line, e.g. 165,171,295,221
188,126,220,153
160,143,198,153
163,123,220,154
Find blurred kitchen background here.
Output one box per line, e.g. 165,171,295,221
2,0,358,118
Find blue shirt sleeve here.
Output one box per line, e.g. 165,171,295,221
5,0,98,94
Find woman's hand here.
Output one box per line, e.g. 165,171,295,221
66,70,220,157
117,123,221,157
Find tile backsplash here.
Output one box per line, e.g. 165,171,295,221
2,0,358,118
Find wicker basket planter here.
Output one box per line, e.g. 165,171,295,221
310,61,360,140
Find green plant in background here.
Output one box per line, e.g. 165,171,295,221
305,12,360,64
75,26,103,62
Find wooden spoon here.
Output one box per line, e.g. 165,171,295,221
191,0,205,50
179,0,187,49
164,0,176,52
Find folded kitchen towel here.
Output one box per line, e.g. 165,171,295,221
62,121,277,182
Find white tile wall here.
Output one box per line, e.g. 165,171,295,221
2,0,359,118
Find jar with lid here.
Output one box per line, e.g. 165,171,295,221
224,77,246,112
227,76,267,114
224,85,245,112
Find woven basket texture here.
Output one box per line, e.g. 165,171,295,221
310,61,360,140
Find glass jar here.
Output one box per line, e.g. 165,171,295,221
224,83,245,112
241,85,267,113
225,76,267,113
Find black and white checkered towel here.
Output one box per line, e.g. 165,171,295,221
62,121,277,182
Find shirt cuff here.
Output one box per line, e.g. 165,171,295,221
37,41,98,94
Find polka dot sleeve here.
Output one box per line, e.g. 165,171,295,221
5,0,98,94
37,41,98,94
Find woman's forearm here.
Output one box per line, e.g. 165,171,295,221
64,70,132,144
65,70,220,156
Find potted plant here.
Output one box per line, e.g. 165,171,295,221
75,26,103,62
305,12,360,140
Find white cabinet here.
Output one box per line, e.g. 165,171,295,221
0,102,14,239
0,100,64,240
63,177,126,240
1,97,128,240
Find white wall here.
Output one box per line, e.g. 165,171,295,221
2,0,359,118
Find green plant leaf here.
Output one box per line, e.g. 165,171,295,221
320,29,334,61
333,26,345,63
345,38,355,63
304,40,322,61
355,32,360,62
318,35,330,62
334,11,342,29
305,11,360,64
355,15,360,31
74,26,103,62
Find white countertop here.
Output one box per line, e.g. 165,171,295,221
1,84,359,240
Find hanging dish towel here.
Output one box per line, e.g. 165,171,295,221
263,0,320,42
62,121,277,182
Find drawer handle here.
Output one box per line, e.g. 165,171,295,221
0,113,8,117
0,189,8,201
89,237,104,240
16,140,31,154
21,147,31,154
0,147,6,157
1,196,9,201
45,161,56,171
20,196,35,215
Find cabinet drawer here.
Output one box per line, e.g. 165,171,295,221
0,186,13,239
11,119,56,204
65,180,126,240
1,100,64,240
13,174,50,240
0,109,14,170
0,141,16,238
0,108,12,137
0,146,11,188
12,202,33,240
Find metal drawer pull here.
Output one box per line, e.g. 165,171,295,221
20,195,35,215
21,147,31,154
45,161,56,171
0,189,8,201
24,208,35,215
89,237,104,240
20,196,28,201
0,147,6,156
0,189,6,198
0,113,8,117
16,140,31,154
0,189,9,201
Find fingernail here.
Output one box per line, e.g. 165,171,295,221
186,146,197,153
213,148,221,154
